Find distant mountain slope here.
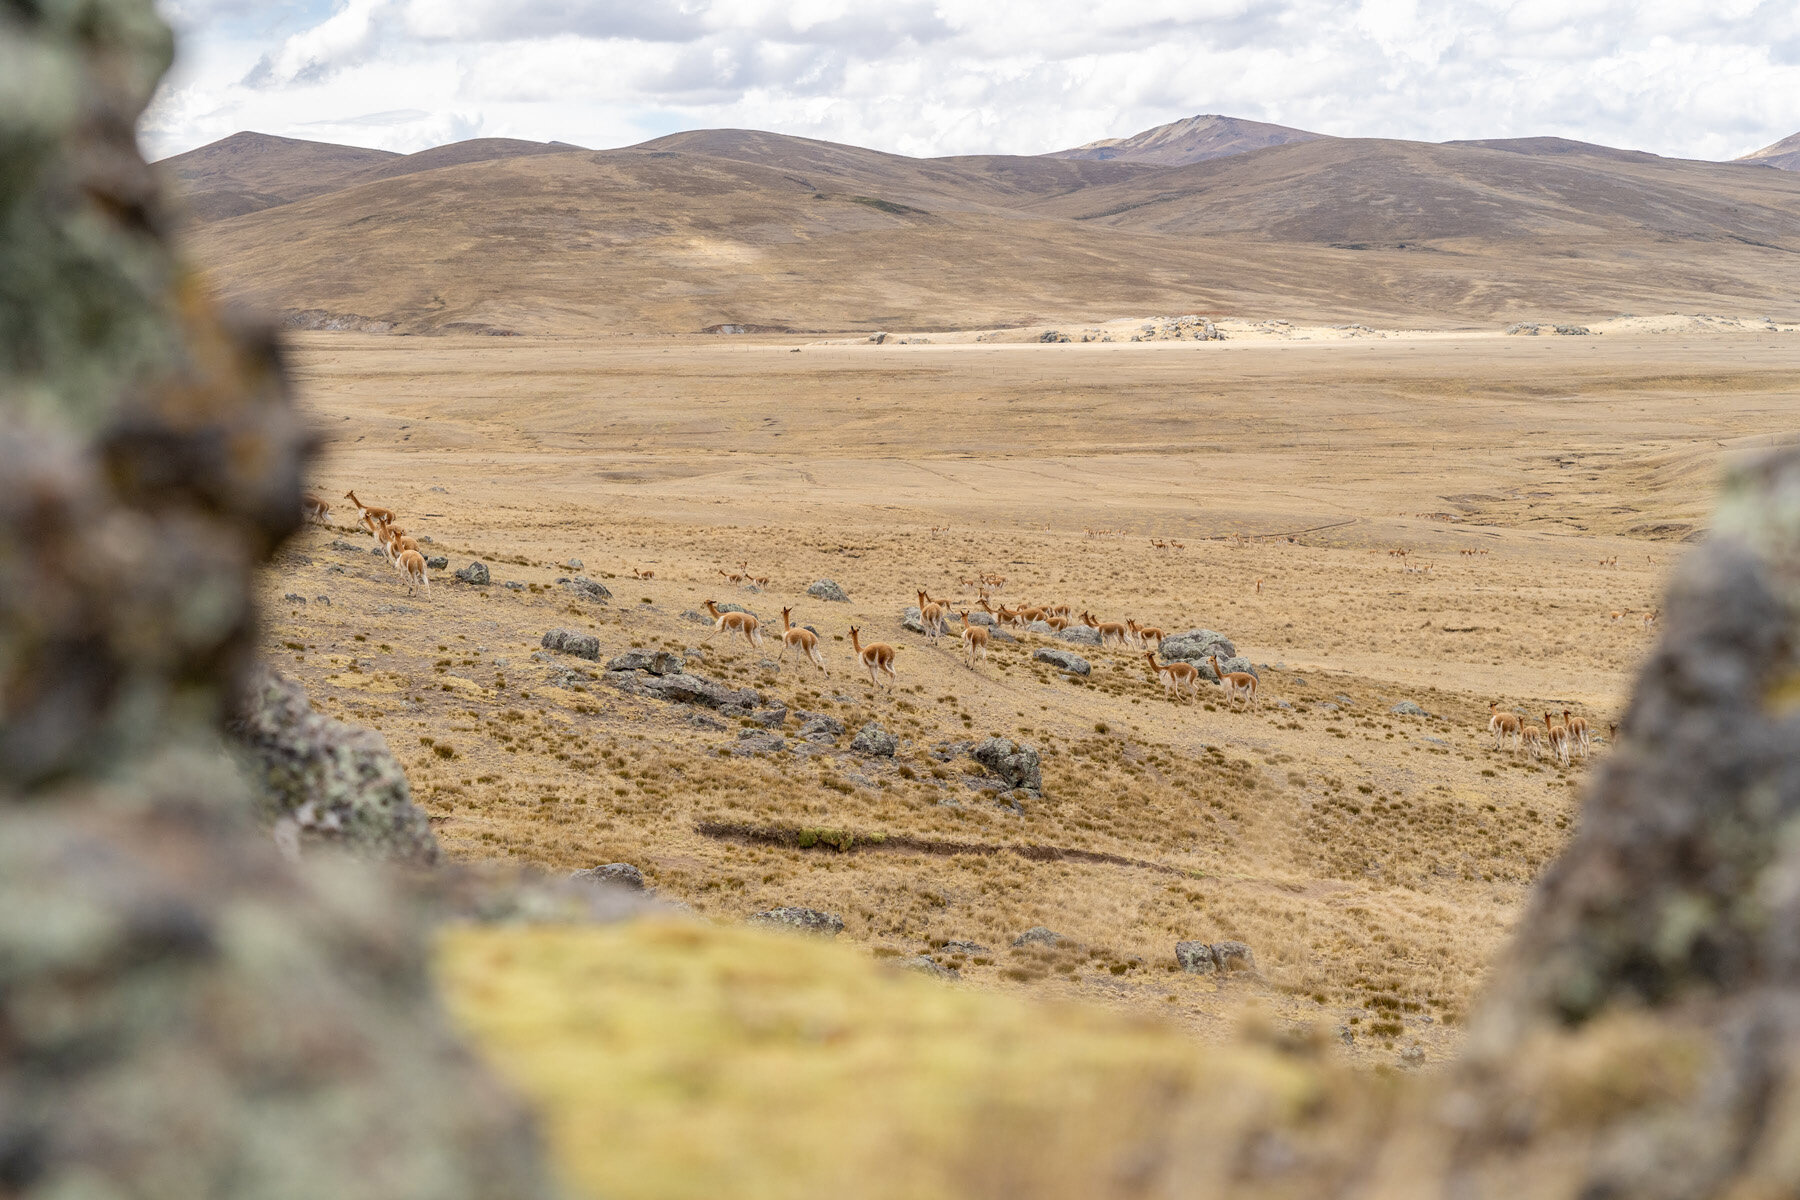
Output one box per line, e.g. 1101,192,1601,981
1049,113,1324,165
1038,136,1800,248
180,131,1800,337
160,134,585,223
157,131,399,222
1738,131,1800,172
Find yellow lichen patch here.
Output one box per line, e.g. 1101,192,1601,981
437,919,1367,1200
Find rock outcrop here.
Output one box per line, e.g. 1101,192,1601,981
807,579,850,602
0,8,555,1194
972,737,1043,794
230,667,439,865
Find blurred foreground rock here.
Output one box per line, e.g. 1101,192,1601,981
230,665,440,864
0,3,555,1195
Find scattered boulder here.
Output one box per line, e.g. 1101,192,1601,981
1175,940,1257,974
808,579,850,603
229,667,439,865
798,714,846,742
680,609,711,624
564,558,583,570
1057,626,1103,646
716,602,756,618
851,722,899,756
1157,629,1238,664
505,581,525,591
1390,700,1428,716
315,595,331,606
898,955,959,979
568,862,646,891
607,649,684,676
732,731,788,756
1033,647,1091,675
636,672,761,709
541,629,601,661
328,538,361,552
1039,330,1071,343
748,907,845,936
561,576,611,602
282,592,306,605
1013,926,1066,948
454,561,491,585
971,737,1042,794
425,555,448,570
965,611,998,627
936,940,991,955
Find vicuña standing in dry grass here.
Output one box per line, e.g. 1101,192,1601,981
958,611,988,670
778,607,827,674
302,493,331,527
1489,702,1522,752
849,626,897,688
703,599,762,647
397,549,429,597
1082,610,1131,647
916,590,946,642
1210,655,1257,710
1145,650,1198,702
1544,711,1571,767
1563,708,1591,759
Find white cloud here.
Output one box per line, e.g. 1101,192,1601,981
142,0,1800,162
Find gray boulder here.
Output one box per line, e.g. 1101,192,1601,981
454,561,491,585
716,602,756,618
569,862,647,891
798,714,846,742
1057,626,1103,646
1158,629,1238,664
607,649,684,676
1033,647,1091,675
564,558,583,570
561,576,611,602
851,722,899,756
1175,940,1257,974
1013,926,1066,948
899,955,959,979
972,737,1042,793
1390,700,1428,716
229,668,438,866
541,629,601,661
637,672,761,709
808,579,850,602
426,555,448,570
748,907,845,936
282,593,306,605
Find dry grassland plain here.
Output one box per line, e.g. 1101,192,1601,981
263,325,1799,1067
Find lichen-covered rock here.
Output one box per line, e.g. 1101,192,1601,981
1157,629,1238,664
541,628,601,660
455,561,491,584
570,862,647,891
972,737,1043,793
808,579,850,602
425,555,448,570
229,667,439,865
607,649,684,675
1390,700,1427,716
851,721,899,756
1056,626,1103,646
748,907,845,936
1013,926,1066,948
1175,940,1218,974
561,575,610,602
798,714,846,742
0,4,554,1194
1033,648,1091,675
637,672,760,709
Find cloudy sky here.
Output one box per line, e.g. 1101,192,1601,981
142,0,1800,162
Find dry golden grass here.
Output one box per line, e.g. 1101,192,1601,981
262,325,1799,1066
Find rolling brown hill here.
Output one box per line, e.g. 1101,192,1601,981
1050,113,1324,164
158,131,401,222
1739,130,1800,172
175,127,1800,335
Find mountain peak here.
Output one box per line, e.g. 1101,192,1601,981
1048,113,1325,166
1738,131,1800,171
